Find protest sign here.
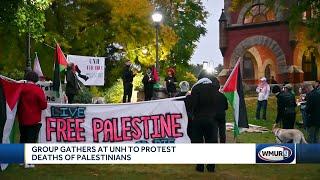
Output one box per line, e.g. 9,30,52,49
39,98,190,143
36,81,63,103
67,55,105,86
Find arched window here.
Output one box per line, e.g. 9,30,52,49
242,52,255,80
265,64,271,80
243,4,275,24
302,48,318,81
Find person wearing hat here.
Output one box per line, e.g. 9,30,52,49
272,83,297,129
165,68,177,98
255,77,270,120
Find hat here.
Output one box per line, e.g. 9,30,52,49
284,83,293,90
260,77,267,81
179,81,190,92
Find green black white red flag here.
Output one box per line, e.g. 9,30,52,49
222,59,249,137
0,76,24,170
53,43,68,97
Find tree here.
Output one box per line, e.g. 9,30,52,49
214,64,224,76
109,0,178,67
15,0,52,41
154,0,208,67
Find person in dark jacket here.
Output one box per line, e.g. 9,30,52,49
209,76,228,143
272,84,296,129
190,71,219,172
165,68,177,98
305,83,320,143
66,63,80,103
122,61,135,103
142,68,155,101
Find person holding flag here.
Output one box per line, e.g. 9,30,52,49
65,63,81,104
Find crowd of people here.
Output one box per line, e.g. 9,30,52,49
122,62,229,172
6,60,320,170
256,76,320,143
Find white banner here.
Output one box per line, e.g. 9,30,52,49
67,55,105,86
25,144,257,164
39,99,190,144
36,81,63,103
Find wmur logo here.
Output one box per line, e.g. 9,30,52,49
256,144,295,163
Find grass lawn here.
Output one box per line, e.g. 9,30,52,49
1,97,319,180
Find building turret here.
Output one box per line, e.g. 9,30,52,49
219,9,227,56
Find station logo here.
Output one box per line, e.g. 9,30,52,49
256,144,295,163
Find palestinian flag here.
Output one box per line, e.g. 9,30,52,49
222,59,249,137
0,76,23,170
53,43,68,97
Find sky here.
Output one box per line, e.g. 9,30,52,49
190,0,224,68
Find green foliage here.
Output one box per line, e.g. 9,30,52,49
179,72,197,87
155,0,208,66
89,86,102,97
109,0,178,67
0,68,25,80
15,0,51,41
133,72,143,91
104,79,123,103
214,64,224,76
73,87,93,104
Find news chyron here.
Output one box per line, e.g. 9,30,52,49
256,144,295,164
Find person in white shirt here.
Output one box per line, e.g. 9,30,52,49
256,77,270,120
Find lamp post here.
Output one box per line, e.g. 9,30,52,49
25,1,32,74
152,11,163,73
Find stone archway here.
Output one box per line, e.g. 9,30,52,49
236,0,283,25
230,35,288,74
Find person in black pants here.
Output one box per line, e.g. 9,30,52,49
66,63,80,104
142,68,155,101
190,71,219,172
272,84,296,129
122,61,135,103
210,77,228,143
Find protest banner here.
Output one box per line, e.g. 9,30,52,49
36,81,63,103
39,98,190,143
67,55,105,86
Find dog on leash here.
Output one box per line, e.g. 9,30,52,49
272,124,308,144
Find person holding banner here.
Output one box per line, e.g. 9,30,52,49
190,70,219,173
66,63,80,103
18,71,47,168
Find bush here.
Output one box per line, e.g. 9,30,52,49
73,87,93,104
104,79,123,103
133,73,143,91
1,68,25,80
176,71,197,87
90,86,102,97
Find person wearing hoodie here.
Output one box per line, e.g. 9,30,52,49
189,70,219,173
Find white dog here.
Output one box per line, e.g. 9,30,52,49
272,124,308,144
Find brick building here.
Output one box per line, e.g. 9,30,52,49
218,0,320,85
